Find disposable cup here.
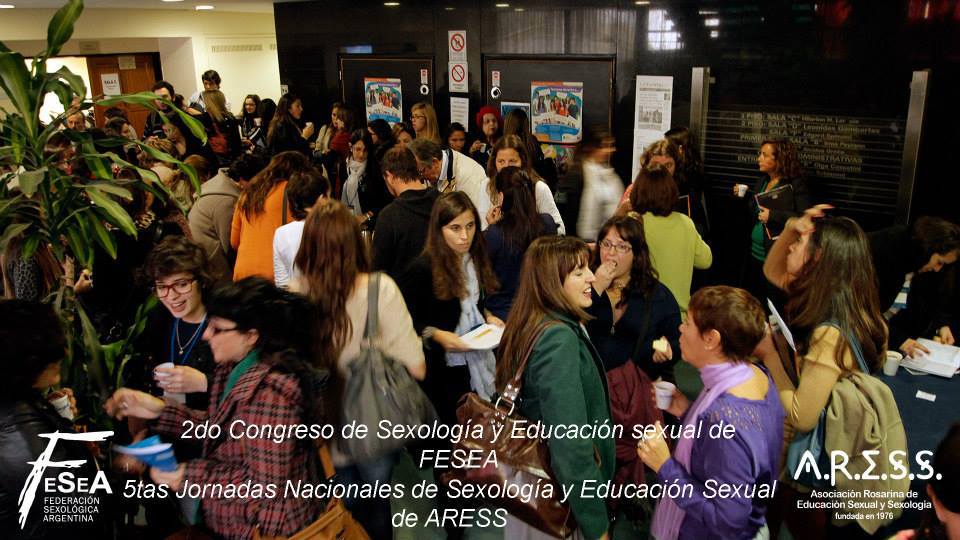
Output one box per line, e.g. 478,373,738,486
735,184,748,197
654,381,676,410
154,362,174,380
883,351,902,376
49,392,74,420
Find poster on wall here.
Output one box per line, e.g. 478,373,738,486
364,77,403,125
530,81,583,143
632,75,673,181
500,101,530,120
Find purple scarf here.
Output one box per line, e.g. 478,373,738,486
651,362,754,540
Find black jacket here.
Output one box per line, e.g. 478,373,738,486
585,282,682,381
0,395,108,538
267,121,310,157
372,187,439,278
868,225,926,313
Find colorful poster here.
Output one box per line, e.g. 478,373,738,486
530,81,583,143
632,75,673,180
364,77,403,125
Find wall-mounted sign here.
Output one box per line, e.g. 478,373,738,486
365,77,403,124
118,56,137,70
632,75,673,180
420,69,429,85
530,81,583,143
448,30,467,62
101,73,122,96
449,62,468,93
450,96,470,128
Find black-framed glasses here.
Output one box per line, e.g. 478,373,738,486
155,279,196,298
207,326,241,337
599,240,632,254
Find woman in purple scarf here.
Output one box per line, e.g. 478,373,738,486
637,286,785,540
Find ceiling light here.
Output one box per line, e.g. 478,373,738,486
0,3,15,7
444,6,455,10
195,4,214,9
161,0,184,3
710,30,719,38
514,7,524,11
495,3,510,7
383,1,400,5
635,1,650,5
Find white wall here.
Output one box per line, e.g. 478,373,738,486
0,8,281,113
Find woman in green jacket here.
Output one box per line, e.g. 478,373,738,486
496,235,615,540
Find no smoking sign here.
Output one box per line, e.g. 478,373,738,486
448,61,468,93
448,30,467,62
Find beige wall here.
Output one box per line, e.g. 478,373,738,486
0,8,281,114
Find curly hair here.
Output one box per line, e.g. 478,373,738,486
591,214,659,304
144,235,216,293
761,138,803,179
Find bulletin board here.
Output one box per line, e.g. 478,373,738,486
339,55,435,126
482,54,616,132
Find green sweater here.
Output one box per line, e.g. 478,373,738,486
641,211,713,313
518,313,615,539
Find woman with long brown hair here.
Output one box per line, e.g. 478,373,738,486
290,198,423,540
483,166,558,320
230,151,311,281
396,191,500,422
266,93,314,156
482,134,565,234
758,205,890,538
495,235,613,540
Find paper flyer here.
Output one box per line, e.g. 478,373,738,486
530,81,583,143
632,75,673,181
364,77,403,125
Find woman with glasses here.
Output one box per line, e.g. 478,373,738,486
106,278,326,539
410,102,441,144
483,166,558,320
586,214,681,381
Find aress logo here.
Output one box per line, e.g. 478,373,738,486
17,431,113,529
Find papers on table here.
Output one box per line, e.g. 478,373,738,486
114,435,178,471
768,299,796,351
460,324,504,350
901,339,960,378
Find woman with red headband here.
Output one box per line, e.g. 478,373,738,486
469,105,501,167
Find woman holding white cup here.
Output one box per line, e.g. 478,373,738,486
638,286,784,540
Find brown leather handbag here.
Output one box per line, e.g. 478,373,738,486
254,444,370,540
441,322,576,538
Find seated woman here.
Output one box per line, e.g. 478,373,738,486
0,300,107,538
586,214,681,381
291,198,425,539
483,166,558,320
637,286,785,540
106,278,326,539
496,235,614,540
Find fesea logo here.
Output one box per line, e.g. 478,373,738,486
18,430,113,529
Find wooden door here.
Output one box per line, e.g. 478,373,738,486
86,54,159,137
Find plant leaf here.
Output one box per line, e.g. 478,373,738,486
85,181,132,200
46,0,84,58
98,92,207,143
65,225,92,269
84,185,137,236
76,303,109,396
15,167,46,197
52,65,86,98
0,52,37,136
86,209,117,259
0,222,30,252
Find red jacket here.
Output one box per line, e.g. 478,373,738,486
153,357,323,539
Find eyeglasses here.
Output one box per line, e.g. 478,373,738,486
599,240,632,254
412,114,426,120
207,326,241,337
155,279,195,298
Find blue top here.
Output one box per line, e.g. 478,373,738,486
484,213,558,319
657,369,785,540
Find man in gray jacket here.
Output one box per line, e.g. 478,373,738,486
188,153,266,280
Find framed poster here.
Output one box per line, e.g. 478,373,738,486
530,81,583,143
364,77,403,125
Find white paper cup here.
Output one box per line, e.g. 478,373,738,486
654,381,676,410
735,184,748,198
883,351,903,376
154,362,174,380
49,393,74,420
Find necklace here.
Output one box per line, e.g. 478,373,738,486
175,315,207,356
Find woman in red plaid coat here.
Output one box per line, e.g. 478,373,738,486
107,278,327,539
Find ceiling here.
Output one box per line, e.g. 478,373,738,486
8,0,285,13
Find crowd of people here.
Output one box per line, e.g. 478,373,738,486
3,68,960,540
